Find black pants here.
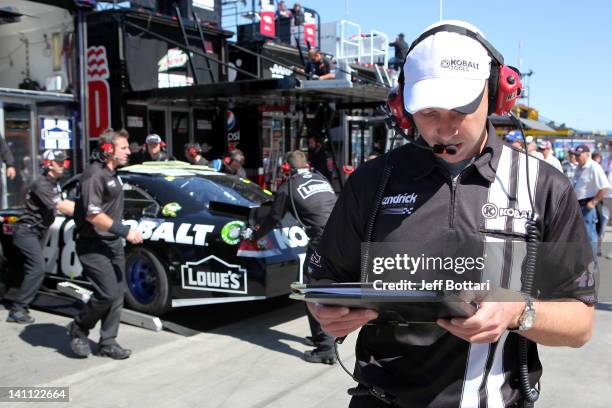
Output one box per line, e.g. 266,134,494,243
74,238,125,346
11,224,46,310
304,247,335,351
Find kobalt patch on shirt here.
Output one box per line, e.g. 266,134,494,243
481,202,532,220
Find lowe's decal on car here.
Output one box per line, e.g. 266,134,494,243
181,255,247,294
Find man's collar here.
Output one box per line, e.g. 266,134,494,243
401,121,500,182
471,121,501,183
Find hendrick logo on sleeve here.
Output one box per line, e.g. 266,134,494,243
380,193,418,215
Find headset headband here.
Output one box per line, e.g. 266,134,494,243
407,24,504,65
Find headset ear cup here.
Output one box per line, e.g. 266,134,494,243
43,160,50,167
493,65,522,115
223,156,232,165
387,84,415,137
63,160,71,169
101,143,113,154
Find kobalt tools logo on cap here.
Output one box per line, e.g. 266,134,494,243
381,193,418,215
440,59,480,71
481,203,532,220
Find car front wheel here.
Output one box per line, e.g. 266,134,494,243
124,248,170,316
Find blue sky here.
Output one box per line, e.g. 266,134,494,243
295,0,611,132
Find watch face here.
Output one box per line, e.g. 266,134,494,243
521,310,536,330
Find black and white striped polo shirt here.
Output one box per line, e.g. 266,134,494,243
311,121,596,408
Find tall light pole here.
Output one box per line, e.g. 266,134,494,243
439,0,444,21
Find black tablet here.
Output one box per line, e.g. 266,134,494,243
290,282,478,323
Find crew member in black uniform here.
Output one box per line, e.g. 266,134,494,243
303,48,336,80
184,143,209,166
221,149,247,178
308,21,597,407
143,133,172,162
248,150,337,363
0,131,16,202
67,129,143,360
5,150,74,324
388,33,409,70
307,135,334,182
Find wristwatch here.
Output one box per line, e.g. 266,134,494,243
509,294,536,332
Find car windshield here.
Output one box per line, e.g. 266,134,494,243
167,175,270,208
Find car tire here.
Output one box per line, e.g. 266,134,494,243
124,248,170,316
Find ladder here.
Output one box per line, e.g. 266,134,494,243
174,5,217,84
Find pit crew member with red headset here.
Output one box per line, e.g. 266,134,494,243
184,142,210,166
248,150,338,363
67,129,143,360
307,20,596,407
5,150,74,324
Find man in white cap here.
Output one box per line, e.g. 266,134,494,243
536,140,563,172
572,144,610,257
144,134,172,162
5,150,74,323
307,20,596,407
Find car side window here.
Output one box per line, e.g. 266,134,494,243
123,183,159,219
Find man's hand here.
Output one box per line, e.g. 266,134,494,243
6,166,15,180
307,303,378,338
437,301,524,343
126,227,143,244
240,227,254,241
586,200,596,210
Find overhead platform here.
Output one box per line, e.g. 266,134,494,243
124,77,390,108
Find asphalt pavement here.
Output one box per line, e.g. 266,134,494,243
0,233,610,407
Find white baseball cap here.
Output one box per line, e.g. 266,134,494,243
146,134,162,144
403,20,492,114
43,149,67,162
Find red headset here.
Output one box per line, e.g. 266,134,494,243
100,142,114,154
186,143,201,158
223,156,232,165
342,165,355,175
43,159,71,169
387,24,522,138
280,162,291,173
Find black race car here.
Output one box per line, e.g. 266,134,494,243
0,162,309,315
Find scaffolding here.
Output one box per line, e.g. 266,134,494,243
319,20,389,84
